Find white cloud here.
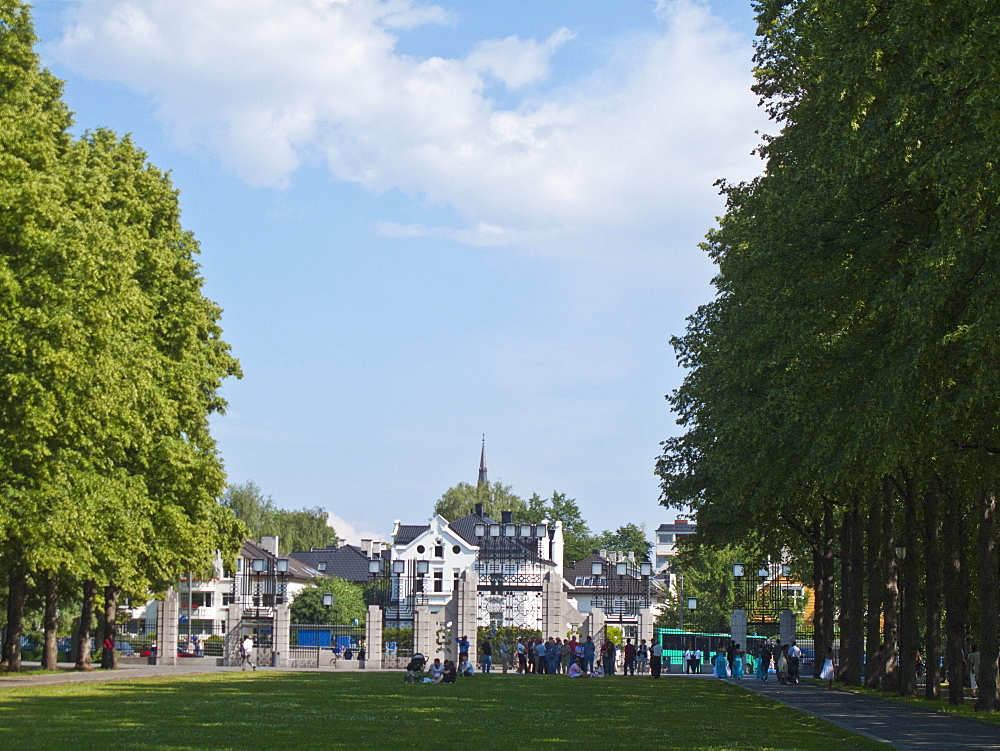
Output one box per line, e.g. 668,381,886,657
325,512,387,546
49,0,766,257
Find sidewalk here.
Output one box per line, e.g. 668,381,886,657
736,676,1000,750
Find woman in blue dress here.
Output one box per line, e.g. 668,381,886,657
733,650,744,679
714,649,730,678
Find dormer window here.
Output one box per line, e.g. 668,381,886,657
317,562,326,572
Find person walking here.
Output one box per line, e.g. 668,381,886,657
499,637,511,674
636,639,649,674
601,640,617,676
733,649,745,679
241,634,256,671
787,640,802,684
759,643,772,681
623,639,637,676
650,640,663,679
713,648,730,678
583,636,596,674
820,646,836,688
480,637,493,673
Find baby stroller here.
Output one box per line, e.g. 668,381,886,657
405,653,427,683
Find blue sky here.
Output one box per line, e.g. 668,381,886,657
30,0,769,544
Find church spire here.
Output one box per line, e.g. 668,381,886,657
478,435,487,486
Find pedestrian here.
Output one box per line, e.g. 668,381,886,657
241,634,256,671
650,640,663,679
546,638,560,674
583,636,596,674
456,635,470,665
777,644,789,684
102,634,115,669
683,647,692,673
601,640,616,676
969,644,980,697
636,639,649,674
787,640,801,684
481,637,493,673
535,638,547,674
820,646,835,688
499,637,511,674
516,638,527,673
692,647,703,674
733,649,744,679
713,648,730,678
623,639,637,676
759,642,772,681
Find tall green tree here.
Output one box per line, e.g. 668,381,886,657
290,577,365,625
524,491,594,567
433,480,525,521
222,481,337,554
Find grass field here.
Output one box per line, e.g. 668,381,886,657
0,672,883,750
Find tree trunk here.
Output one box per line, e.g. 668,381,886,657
3,565,30,672
839,494,864,685
811,515,826,678
42,574,60,671
923,479,942,700
942,480,967,704
898,471,919,697
821,499,836,673
974,489,1000,712
101,584,119,670
76,580,96,671
865,485,885,688
882,476,900,692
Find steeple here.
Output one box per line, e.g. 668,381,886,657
478,435,487,486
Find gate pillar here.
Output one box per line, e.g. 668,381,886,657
273,602,291,667
542,571,564,637
638,607,655,646
455,570,478,665
413,604,434,659
158,588,180,666
585,607,606,641
365,605,382,669
779,609,795,646
730,608,747,653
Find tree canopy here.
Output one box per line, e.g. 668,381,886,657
222,481,337,554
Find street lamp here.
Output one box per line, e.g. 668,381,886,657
757,565,770,580
733,563,745,578
640,562,652,577
368,559,382,575
322,593,334,608
616,562,628,576
687,597,697,611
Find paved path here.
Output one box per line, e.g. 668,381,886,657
735,677,1000,750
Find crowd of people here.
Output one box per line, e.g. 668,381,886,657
427,635,668,679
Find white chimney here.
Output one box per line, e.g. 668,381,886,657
260,535,279,556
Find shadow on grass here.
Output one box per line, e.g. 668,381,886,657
0,673,883,749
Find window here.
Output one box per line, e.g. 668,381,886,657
317,562,327,572
434,545,444,558
433,572,443,592
574,577,583,585
222,592,234,606
416,545,425,554
184,592,213,608
658,534,674,544
453,572,460,591
452,545,461,554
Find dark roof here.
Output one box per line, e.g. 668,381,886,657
656,520,695,532
288,544,375,584
394,525,430,546
564,553,664,596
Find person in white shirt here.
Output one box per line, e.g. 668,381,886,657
692,648,703,674
651,642,664,679
787,641,802,684
459,659,475,677
428,658,445,682
241,635,255,671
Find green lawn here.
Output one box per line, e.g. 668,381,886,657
0,672,883,750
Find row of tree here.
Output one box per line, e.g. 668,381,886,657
658,0,1000,709
433,480,651,567
221,481,338,554
0,2,243,671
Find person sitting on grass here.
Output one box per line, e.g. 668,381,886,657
568,660,584,677
459,658,475,677
428,658,445,683
441,660,457,683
